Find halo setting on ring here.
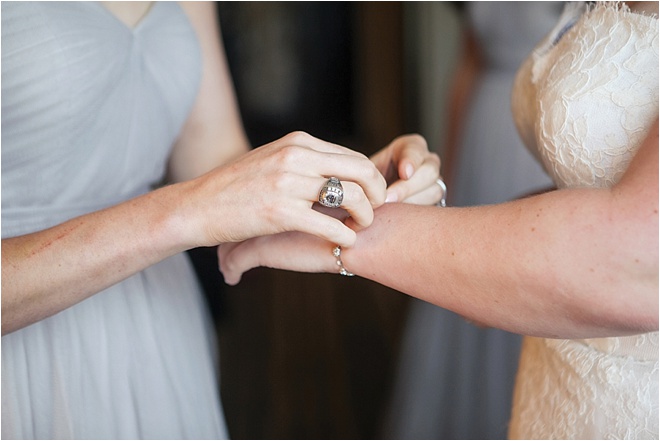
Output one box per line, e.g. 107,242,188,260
318,177,345,208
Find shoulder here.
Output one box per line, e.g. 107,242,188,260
178,1,218,24
177,2,220,45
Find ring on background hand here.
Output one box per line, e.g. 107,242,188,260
318,177,345,208
436,178,447,207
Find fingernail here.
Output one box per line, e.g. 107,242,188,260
385,190,398,203
405,164,414,179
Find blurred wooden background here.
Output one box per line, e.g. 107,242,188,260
188,2,460,439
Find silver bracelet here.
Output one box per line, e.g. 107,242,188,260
333,246,354,277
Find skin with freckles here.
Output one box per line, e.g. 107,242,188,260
1,2,442,336
219,119,658,339
218,2,659,340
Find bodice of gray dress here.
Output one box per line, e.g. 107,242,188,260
2,1,201,238
1,4,228,439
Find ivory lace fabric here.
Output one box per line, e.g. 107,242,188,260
509,3,659,439
1,3,228,438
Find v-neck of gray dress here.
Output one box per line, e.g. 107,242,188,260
1,2,228,438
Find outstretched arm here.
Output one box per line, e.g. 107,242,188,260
1,3,387,335
1,132,387,335
219,120,659,339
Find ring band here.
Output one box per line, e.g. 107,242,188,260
436,178,447,207
319,177,345,208
333,246,354,276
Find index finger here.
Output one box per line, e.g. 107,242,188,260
391,135,432,180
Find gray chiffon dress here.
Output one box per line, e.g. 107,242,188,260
2,2,228,438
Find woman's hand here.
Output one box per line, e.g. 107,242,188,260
217,133,445,284
370,134,443,205
218,231,333,285
299,134,444,231
176,131,387,248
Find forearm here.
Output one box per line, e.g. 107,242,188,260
344,189,658,338
1,184,191,335
3,130,394,334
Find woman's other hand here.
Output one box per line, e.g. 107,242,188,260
370,134,443,205
218,232,332,285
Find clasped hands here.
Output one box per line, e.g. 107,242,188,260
206,131,441,284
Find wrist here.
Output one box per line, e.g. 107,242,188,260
338,203,399,278
147,182,201,253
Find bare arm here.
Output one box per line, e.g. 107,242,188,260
1,2,387,335
0,2,234,336
348,121,659,337
168,2,250,182
1,2,242,335
1,188,192,335
219,120,659,338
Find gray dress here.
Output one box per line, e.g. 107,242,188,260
1,2,228,438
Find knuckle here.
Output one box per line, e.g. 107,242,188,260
285,130,312,145
275,144,303,168
271,170,296,192
354,150,369,160
364,161,382,182
265,202,289,227
412,133,428,149
397,133,427,149
346,185,378,219
351,183,369,205
410,133,427,146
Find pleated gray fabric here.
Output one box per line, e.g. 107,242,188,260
2,2,228,438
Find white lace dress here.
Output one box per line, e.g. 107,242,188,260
509,3,659,439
